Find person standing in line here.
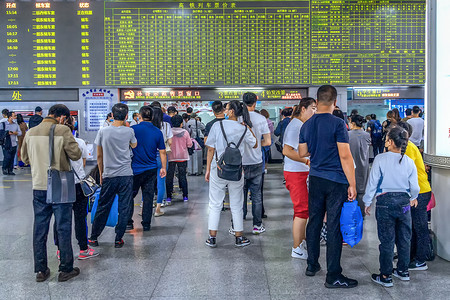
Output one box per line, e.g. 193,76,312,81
130,112,139,126
151,101,172,126
2,112,21,175
89,103,137,248
17,114,28,167
53,116,99,260
150,106,172,214
0,109,9,123
21,104,82,282
274,107,293,151
28,106,44,129
364,126,419,287
348,115,371,216
298,85,358,288
282,97,317,260
238,92,271,234
260,109,274,171
166,115,193,204
167,106,178,120
397,121,432,271
127,106,166,230
402,108,413,122
103,113,113,127
205,100,257,248
182,113,190,129
204,101,225,142
407,106,424,150
367,114,384,158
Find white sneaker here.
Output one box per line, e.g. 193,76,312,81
300,240,307,251
291,245,308,260
253,224,266,235
228,226,236,236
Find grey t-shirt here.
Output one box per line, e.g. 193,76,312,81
348,129,371,194
95,125,137,178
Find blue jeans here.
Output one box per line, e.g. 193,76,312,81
33,190,74,273
411,192,431,263
90,176,134,241
156,155,166,204
376,192,412,275
306,176,347,282
243,163,263,226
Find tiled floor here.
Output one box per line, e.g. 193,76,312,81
1,164,449,299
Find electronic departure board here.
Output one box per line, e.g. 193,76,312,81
0,1,426,88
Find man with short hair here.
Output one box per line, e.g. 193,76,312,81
407,106,424,149
127,106,167,231
186,113,205,140
204,101,225,142
21,104,82,282
240,92,271,234
1,109,9,123
89,103,137,249
2,112,21,175
167,106,177,117
186,107,193,116
402,108,412,122
299,85,358,288
29,106,44,129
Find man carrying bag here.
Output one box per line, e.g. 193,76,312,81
21,104,82,283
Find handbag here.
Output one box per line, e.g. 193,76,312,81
90,188,118,227
73,170,100,198
164,123,172,153
46,124,76,204
340,200,363,247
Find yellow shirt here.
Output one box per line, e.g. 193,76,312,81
404,141,431,194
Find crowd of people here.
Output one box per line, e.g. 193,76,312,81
4,85,431,289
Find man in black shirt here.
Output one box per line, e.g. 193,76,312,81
204,101,225,143
28,106,44,129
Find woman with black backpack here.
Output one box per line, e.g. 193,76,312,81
204,100,257,248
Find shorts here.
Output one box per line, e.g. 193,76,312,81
284,171,309,219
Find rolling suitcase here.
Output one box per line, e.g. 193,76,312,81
188,149,203,175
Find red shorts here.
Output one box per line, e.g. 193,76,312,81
284,171,309,219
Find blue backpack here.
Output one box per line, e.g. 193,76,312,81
371,120,382,139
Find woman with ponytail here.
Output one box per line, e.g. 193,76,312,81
363,125,420,287
282,97,316,259
348,115,371,216
204,100,257,248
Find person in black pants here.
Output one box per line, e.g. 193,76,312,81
166,161,188,200
298,85,358,288
2,112,21,175
128,169,158,230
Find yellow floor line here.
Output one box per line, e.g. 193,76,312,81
0,186,11,188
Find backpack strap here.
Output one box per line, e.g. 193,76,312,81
48,124,56,170
219,120,229,145
236,125,248,148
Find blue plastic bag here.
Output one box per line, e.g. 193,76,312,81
90,189,119,227
340,201,363,247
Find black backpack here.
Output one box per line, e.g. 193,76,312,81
0,122,11,149
215,121,247,182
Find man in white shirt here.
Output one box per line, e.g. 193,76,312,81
241,93,271,234
407,106,424,149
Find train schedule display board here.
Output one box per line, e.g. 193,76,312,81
0,0,425,88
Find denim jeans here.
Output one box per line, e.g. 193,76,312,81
128,169,157,228
166,161,188,198
54,183,89,251
243,163,263,226
306,176,347,281
411,192,431,263
33,190,74,273
90,176,133,241
2,146,17,172
376,192,412,275
156,155,167,204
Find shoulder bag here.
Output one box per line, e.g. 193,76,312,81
46,124,77,204
164,123,172,154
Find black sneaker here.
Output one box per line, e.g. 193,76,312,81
114,239,124,248
326,274,359,289
8,171,15,176
126,224,134,231
235,236,250,247
88,239,98,247
393,268,410,281
305,265,321,277
36,268,50,282
408,260,428,271
58,267,80,282
143,226,151,232
205,236,217,248
371,273,393,287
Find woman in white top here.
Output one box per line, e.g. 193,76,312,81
282,97,317,260
151,107,173,216
205,100,257,248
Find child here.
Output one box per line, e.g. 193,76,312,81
364,126,420,287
